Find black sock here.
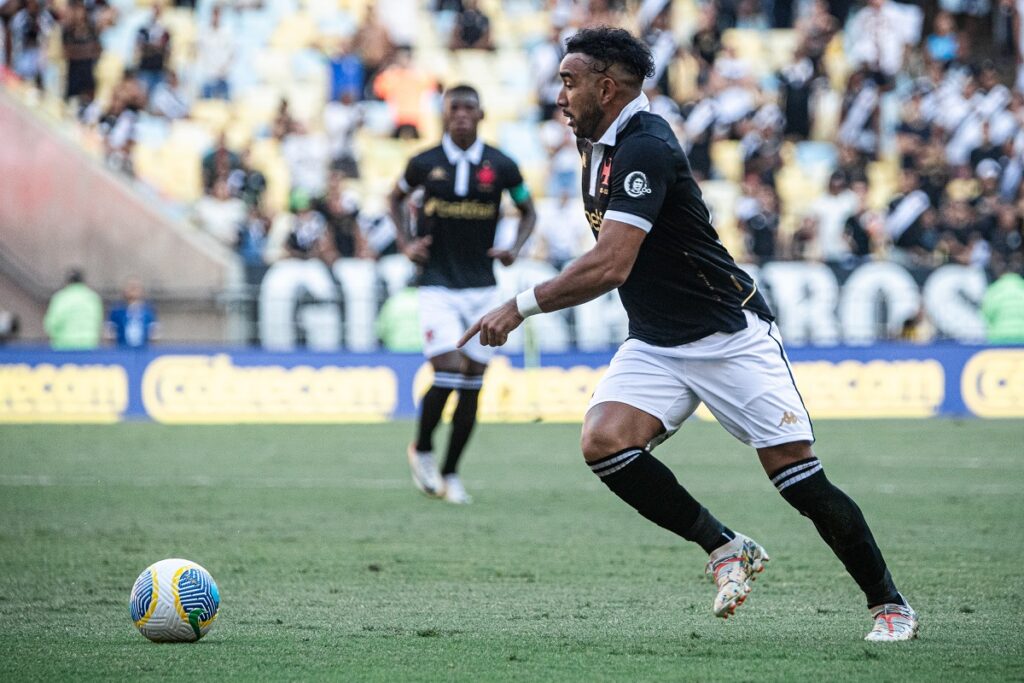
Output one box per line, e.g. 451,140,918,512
772,458,903,608
414,373,460,453
590,448,735,553
441,379,481,476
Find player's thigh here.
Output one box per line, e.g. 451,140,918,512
584,341,700,460
454,286,501,365
418,287,473,360
689,319,814,449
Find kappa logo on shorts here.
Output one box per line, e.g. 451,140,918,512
624,171,652,198
778,411,800,427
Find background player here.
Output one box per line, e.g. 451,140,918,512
390,85,536,505
460,28,917,641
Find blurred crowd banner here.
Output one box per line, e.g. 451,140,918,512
0,346,1021,424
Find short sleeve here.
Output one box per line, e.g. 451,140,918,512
398,154,429,193
605,136,674,233
500,156,528,203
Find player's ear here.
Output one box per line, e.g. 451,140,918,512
599,76,616,105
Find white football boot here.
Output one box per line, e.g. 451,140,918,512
865,602,919,642
407,444,442,497
441,474,472,505
705,532,770,618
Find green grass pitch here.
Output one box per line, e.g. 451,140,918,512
1,420,1022,681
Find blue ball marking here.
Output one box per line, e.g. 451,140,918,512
130,570,154,622
177,567,219,622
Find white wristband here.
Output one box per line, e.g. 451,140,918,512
515,288,543,318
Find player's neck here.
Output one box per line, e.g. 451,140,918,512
447,133,477,150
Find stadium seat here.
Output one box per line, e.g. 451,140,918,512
710,140,743,183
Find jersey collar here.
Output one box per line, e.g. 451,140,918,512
441,134,485,165
592,92,650,148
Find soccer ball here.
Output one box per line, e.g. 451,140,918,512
129,558,220,642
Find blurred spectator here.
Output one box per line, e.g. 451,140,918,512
777,48,818,140
317,175,371,259
226,148,266,207
376,284,421,351
196,4,233,100
323,89,363,178
237,203,271,285
373,46,437,138
99,73,145,175
640,0,676,96
886,167,937,265
736,177,780,263
0,310,20,345
937,198,990,267
61,0,103,101
271,98,297,141
844,179,884,260
846,0,921,77
531,23,566,121
709,46,757,133
327,37,363,104
838,69,883,160
807,171,859,263
285,191,329,260
794,0,838,71
690,2,722,84
149,68,190,119
448,0,492,50
989,202,1024,273
194,177,247,246
281,121,329,197
134,4,170,94
10,0,55,89
105,277,158,348
353,1,396,99
981,266,1024,342
540,109,580,198
44,269,102,349
926,11,959,65
202,134,240,193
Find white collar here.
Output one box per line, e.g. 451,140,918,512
441,134,485,165
593,93,650,147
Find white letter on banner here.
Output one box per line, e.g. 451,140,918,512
494,259,570,353
839,262,920,343
332,258,377,351
923,264,987,342
260,260,342,351
761,262,840,345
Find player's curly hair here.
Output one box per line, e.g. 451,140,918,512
564,27,655,85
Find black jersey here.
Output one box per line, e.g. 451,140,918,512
401,139,526,289
579,108,772,346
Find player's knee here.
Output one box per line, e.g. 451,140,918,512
580,424,634,463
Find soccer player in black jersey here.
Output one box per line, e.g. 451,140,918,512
460,28,917,640
390,84,536,505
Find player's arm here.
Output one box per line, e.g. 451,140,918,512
489,181,537,266
388,161,431,264
459,219,646,347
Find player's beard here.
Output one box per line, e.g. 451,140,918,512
570,93,604,141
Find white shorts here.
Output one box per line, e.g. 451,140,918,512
419,286,501,364
589,311,815,449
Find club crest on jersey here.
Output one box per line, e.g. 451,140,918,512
599,156,613,195
476,163,496,190
624,171,652,198
428,166,448,181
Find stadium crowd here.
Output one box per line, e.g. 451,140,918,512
2,0,1024,344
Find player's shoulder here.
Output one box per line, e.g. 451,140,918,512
481,144,521,169
622,112,681,151
409,145,447,166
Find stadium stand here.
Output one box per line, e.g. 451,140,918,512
1,0,1022,348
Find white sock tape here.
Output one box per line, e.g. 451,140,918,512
515,287,543,318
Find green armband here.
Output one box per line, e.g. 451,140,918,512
509,183,531,204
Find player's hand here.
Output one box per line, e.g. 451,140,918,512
402,236,432,265
458,299,524,348
487,247,518,267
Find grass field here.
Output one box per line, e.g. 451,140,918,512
1,420,1023,681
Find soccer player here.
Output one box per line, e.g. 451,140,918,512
459,28,917,641
390,84,536,505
